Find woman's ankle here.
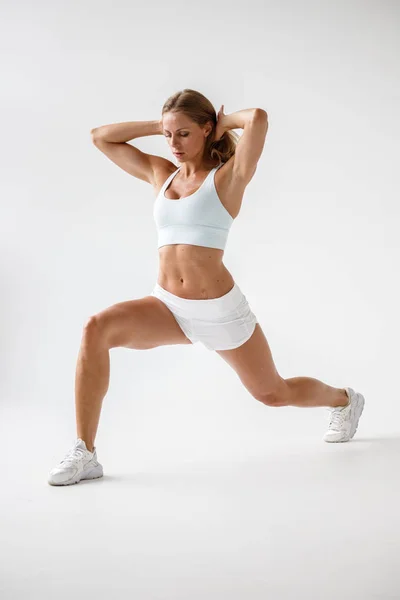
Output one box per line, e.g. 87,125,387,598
77,436,94,453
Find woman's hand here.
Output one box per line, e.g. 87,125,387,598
214,105,227,142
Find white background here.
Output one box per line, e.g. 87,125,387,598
1,1,399,598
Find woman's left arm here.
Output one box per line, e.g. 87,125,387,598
218,108,269,187
222,108,267,132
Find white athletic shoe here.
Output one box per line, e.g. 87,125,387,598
323,387,365,443
48,438,103,486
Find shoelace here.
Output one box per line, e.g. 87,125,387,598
327,406,349,430
59,447,87,465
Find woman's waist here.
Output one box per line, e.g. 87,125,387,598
156,263,234,300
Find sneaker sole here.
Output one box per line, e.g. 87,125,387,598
349,392,365,439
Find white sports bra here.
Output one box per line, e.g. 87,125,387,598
153,164,234,250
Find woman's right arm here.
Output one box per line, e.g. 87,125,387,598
91,119,163,142
90,120,173,186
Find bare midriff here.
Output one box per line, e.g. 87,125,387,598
157,245,235,299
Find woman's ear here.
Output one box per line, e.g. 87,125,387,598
206,119,216,137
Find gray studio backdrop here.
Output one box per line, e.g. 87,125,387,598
1,0,399,467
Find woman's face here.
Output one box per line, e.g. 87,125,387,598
162,112,211,161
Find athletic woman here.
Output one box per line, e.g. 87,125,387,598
48,89,365,486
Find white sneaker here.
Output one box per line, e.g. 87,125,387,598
323,387,365,443
48,438,103,486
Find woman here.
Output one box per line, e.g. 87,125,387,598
48,89,365,486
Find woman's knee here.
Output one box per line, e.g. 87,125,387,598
81,303,149,350
82,315,108,345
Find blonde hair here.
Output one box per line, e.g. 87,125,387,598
161,88,239,164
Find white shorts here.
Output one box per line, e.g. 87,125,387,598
150,282,258,351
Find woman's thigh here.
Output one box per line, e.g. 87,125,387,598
87,296,193,350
